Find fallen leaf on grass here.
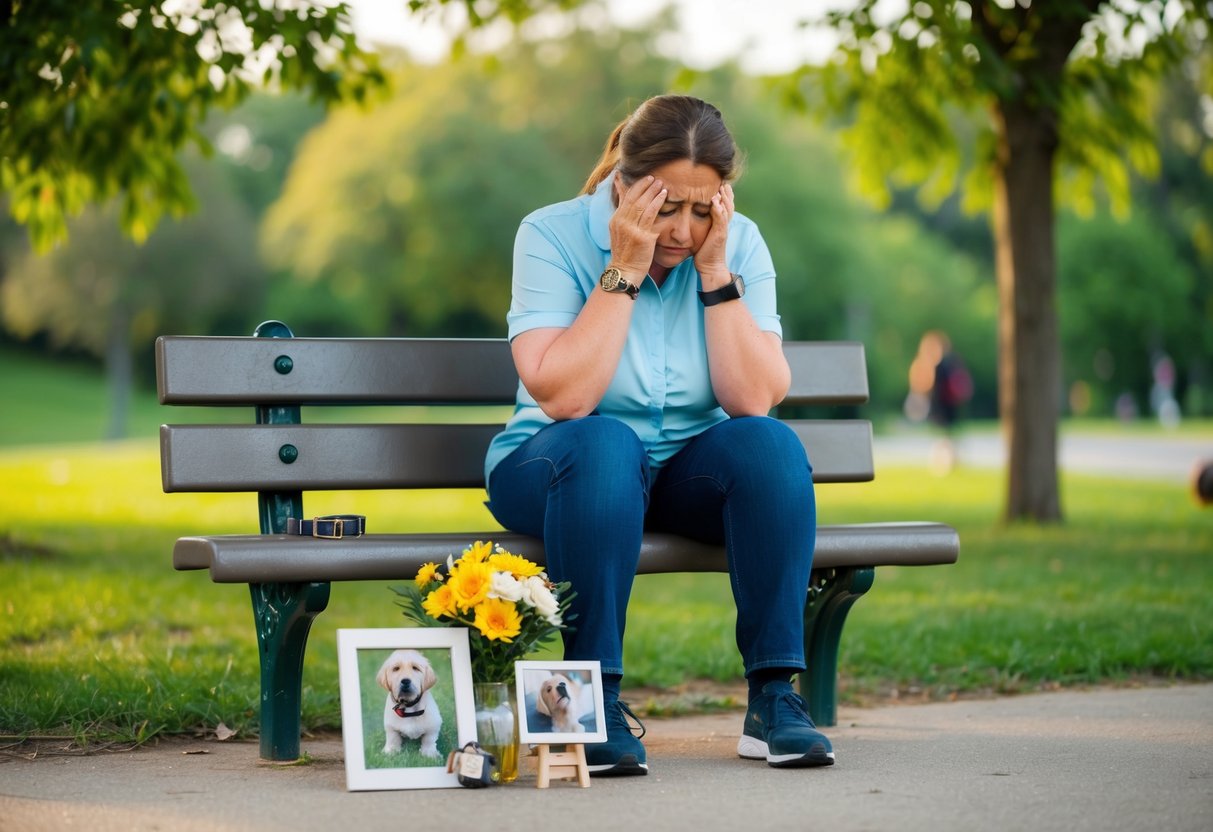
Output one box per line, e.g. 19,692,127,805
215,723,236,741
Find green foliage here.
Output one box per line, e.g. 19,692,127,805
261,28,673,337
0,0,385,251
4,2,1206,434
788,0,1211,520
712,88,998,413
1,153,267,358
805,0,1210,217
260,26,998,413
1058,208,1200,414
407,0,582,26
202,92,328,218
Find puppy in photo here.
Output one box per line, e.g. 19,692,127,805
377,649,443,758
535,672,587,734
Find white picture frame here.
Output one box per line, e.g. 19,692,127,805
514,660,607,745
336,627,476,791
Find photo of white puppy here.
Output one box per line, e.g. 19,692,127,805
535,672,587,734
515,661,606,745
377,649,443,758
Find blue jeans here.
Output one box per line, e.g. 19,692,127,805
486,415,816,679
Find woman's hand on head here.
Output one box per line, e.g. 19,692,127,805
609,175,666,275
693,183,734,283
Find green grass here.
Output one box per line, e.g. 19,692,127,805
626,467,1213,700
2,440,1210,745
2,349,1211,745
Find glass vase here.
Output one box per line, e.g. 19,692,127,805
473,681,519,783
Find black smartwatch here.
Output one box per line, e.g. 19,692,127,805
698,274,745,306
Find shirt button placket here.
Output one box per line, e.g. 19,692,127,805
649,297,666,431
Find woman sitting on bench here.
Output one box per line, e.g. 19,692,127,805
484,94,834,776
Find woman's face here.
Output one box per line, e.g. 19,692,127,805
619,158,724,272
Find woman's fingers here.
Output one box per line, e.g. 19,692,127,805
693,184,733,275
609,175,664,273
639,186,667,224
715,183,734,221
615,176,665,236
622,176,664,220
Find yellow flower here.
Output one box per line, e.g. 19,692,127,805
414,562,443,587
421,584,456,619
447,560,493,611
461,540,494,564
488,552,544,579
473,597,522,642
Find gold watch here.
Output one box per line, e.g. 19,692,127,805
600,267,639,300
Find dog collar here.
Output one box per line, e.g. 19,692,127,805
393,693,425,718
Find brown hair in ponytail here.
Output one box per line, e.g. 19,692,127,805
581,118,628,196
579,95,740,198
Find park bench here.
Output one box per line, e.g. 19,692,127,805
157,320,959,761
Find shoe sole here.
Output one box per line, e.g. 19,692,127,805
586,753,649,776
737,735,835,768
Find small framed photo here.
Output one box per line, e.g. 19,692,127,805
515,660,607,744
337,628,476,790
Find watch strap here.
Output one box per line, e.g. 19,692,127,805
698,274,745,306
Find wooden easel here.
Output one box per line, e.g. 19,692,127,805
534,744,590,788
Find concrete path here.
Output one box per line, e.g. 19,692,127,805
874,428,1212,484
3,683,1210,832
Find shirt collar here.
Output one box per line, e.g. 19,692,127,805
588,172,615,251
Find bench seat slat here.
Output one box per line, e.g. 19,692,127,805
155,337,868,407
160,420,874,491
173,522,959,584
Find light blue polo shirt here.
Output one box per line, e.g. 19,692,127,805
484,174,782,482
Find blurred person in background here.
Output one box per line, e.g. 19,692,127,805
907,330,972,474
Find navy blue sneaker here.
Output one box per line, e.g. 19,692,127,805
585,699,648,776
737,681,835,767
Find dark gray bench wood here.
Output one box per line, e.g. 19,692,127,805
157,320,959,761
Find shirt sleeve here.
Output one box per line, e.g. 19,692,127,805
506,219,587,341
729,218,783,338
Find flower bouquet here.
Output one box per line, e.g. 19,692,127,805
390,540,576,684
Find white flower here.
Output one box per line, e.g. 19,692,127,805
488,571,525,603
525,575,560,619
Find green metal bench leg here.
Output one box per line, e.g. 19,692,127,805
251,581,331,761
800,566,875,727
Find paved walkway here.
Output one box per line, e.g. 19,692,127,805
875,428,1211,484
3,683,1210,832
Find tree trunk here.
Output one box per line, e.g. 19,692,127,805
991,100,1063,523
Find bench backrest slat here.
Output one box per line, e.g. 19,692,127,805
159,420,872,492
155,337,867,407
157,335,874,495
156,337,521,404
